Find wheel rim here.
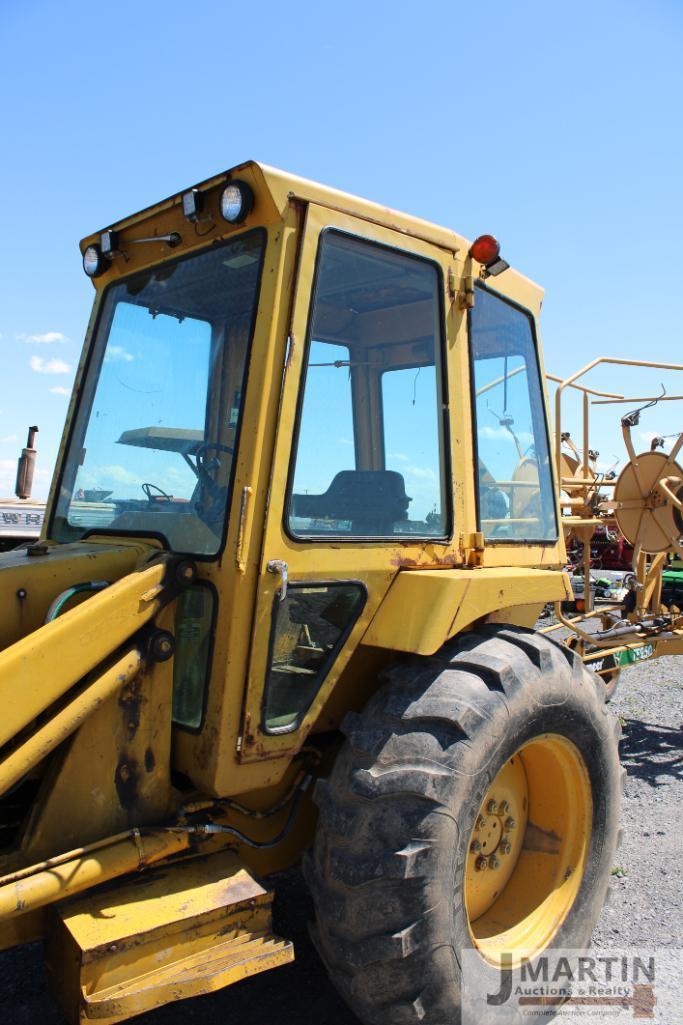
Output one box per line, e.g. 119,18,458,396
464,734,592,968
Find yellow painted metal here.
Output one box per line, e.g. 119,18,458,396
0,555,167,748
0,538,157,652
47,850,293,1024
22,631,175,861
0,647,143,796
0,909,46,952
362,567,572,655
0,828,191,921
613,450,683,553
465,734,592,968
466,758,528,920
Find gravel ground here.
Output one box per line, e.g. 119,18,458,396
0,653,680,1025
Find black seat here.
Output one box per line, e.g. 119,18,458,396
292,470,411,534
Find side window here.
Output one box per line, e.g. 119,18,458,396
172,584,216,729
288,232,448,539
263,583,366,733
469,285,557,542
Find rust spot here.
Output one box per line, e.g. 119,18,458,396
390,550,460,570
115,756,140,810
118,678,142,738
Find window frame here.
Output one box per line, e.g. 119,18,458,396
468,280,559,545
284,227,452,543
260,578,368,735
47,227,268,562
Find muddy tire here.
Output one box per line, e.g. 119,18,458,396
303,624,623,1025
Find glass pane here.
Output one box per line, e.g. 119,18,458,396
291,340,354,511
52,232,265,556
470,286,557,541
263,583,365,733
288,232,447,539
172,585,215,729
382,365,443,532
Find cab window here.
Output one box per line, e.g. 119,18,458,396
288,232,448,539
469,285,557,542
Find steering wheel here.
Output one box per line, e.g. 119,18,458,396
142,482,173,502
194,442,233,498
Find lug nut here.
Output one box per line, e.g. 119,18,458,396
500,840,512,855
499,800,509,814
486,799,497,814
470,839,482,853
489,855,500,870
476,815,486,830
475,855,488,872
505,817,516,831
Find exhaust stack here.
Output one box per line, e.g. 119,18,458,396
15,425,38,500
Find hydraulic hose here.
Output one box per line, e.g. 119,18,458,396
45,580,110,623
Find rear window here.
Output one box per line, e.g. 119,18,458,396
469,285,557,542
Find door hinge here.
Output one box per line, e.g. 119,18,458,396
458,275,475,310
462,531,485,567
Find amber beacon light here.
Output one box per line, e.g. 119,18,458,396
469,234,509,276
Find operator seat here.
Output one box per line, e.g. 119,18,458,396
292,470,411,534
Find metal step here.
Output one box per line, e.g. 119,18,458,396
46,850,294,1024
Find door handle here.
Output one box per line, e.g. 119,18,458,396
266,560,289,601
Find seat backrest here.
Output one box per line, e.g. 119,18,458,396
293,470,411,533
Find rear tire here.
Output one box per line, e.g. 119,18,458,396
304,624,623,1025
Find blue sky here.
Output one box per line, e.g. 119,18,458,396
1,0,681,499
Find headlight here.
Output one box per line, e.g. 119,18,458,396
83,244,105,278
220,180,254,224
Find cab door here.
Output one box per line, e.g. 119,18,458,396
239,202,458,763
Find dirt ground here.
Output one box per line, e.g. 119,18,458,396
0,654,681,1025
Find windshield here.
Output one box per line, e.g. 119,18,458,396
52,230,265,556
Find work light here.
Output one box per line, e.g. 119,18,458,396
182,189,203,222
100,230,118,257
82,245,106,278
220,181,254,224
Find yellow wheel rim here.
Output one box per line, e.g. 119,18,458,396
464,734,592,968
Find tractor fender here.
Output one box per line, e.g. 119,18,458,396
361,566,572,656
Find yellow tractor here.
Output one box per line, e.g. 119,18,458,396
1,162,682,1024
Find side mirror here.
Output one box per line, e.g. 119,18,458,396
15,426,39,500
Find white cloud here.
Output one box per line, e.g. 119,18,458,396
78,464,143,488
49,386,71,396
0,434,17,444
104,345,135,363
30,355,72,375
0,460,50,500
0,458,16,498
20,331,68,344
480,425,534,444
